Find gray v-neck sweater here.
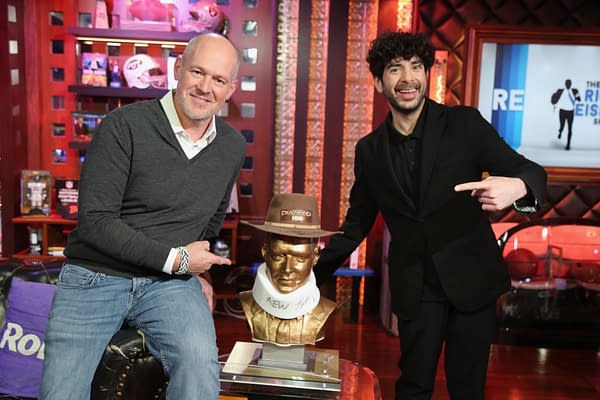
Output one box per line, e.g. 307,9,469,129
64,99,245,277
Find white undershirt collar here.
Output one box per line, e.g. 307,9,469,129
252,263,320,319
159,90,216,159
160,90,217,274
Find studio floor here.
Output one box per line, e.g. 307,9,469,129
214,300,600,400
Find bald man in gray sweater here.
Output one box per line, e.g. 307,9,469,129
41,33,245,400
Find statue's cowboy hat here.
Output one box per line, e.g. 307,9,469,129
241,193,342,238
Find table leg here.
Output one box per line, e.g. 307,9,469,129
349,276,361,323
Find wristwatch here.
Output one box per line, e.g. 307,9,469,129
174,246,190,275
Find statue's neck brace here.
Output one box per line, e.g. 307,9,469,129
252,263,320,319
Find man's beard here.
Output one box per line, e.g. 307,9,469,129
176,90,214,123
386,88,426,115
382,80,426,114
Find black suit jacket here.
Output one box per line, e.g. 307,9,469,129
315,100,547,320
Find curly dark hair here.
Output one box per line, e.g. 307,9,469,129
366,31,435,80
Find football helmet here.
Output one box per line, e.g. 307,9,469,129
123,54,167,89
128,0,168,21
180,1,229,35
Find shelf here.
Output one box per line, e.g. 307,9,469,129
11,249,65,261
68,140,91,151
221,220,238,230
12,215,75,260
67,27,196,44
12,215,238,264
68,26,187,99
68,85,168,98
12,215,77,225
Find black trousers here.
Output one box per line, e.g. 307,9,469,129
395,300,496,400
558,109,574,147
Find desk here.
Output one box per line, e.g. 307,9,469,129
220,358,381,400
333,267,375,323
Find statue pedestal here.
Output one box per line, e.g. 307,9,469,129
258,342,308,370
220,341,340,398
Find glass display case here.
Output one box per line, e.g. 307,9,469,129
496,217,600,347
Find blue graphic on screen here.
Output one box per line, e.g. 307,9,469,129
491,44,528,149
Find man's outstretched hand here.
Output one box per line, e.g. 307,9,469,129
454,176,527,212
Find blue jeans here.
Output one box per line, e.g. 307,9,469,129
40,264,219,400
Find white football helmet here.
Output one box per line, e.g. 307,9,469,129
123,54,166,89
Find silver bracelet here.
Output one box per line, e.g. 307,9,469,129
174,246,190,275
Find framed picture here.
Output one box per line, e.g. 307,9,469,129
464,24,600,182
55,178,79,219
71,112,106,141
81,52,108,87
20,170,51,216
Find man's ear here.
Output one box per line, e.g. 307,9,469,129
225,77,239,101
311,245,320,267
374,77,383,93
261,242,268,259
173,55,183,81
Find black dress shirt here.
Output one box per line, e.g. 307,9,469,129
386,103,447,302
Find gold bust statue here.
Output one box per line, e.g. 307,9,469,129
240,193,341,346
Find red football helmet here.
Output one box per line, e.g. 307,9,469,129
128,0,168,21
505,248,538,280
571,262,600,283
180,1,229,34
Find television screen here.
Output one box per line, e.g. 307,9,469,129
475,40,600,168
71,112,106,141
